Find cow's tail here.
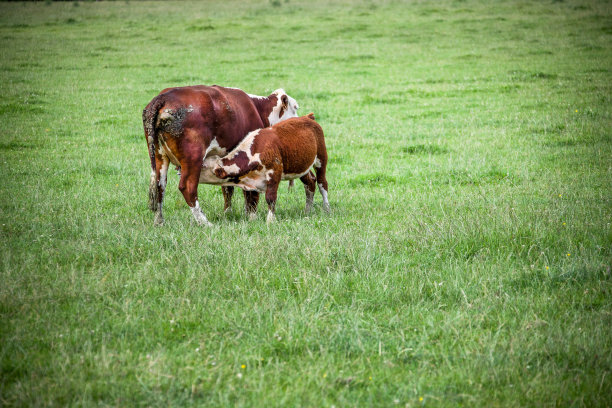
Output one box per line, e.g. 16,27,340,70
143,96,165,212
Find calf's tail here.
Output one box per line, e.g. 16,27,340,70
143,96,165,212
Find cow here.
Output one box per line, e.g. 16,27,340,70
210,113,330,223
142,85,299,226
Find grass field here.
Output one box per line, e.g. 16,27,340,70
1,0,611,406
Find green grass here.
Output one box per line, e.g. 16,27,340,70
1,0,611,406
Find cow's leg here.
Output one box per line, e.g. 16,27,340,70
153,154,169,225
243,190,260,221
300,171,316,214
148,146,169,225
222,186,234,213
314,159,330,213
178,161,212,227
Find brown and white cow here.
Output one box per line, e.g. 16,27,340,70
210,113,330,223
143,85,299,226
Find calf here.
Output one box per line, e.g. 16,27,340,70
212,113,330,223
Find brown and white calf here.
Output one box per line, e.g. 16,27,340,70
211,113,330,223
143,85,299,226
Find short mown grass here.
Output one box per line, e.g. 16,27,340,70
0,0,610,406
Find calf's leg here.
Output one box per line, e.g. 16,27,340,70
300,171,316,214
265,172,281,224
314,158,330,213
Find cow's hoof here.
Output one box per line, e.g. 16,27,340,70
247,212,258,221
322,204,331,213
266,211,276,224
154,215,164,226
223,206,232,214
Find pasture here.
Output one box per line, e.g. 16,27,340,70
0,0,610,406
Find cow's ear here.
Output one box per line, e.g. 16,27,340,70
281,94,288,109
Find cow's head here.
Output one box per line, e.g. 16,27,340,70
268,89,299,125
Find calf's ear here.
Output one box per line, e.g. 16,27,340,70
281,94,288,109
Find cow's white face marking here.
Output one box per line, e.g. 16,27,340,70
268,89,299,125
190,200,212,227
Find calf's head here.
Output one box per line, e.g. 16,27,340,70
268,89,299,125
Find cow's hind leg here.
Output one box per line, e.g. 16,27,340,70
314,158,330,213
149,152,169,225
300,171,316,214
178,161,212,227
222,186,234,213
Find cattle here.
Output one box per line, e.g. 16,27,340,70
143,85,299,226
211,113,330,223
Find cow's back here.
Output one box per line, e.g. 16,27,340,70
154,85,265,154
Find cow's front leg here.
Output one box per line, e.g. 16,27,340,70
243,190,260,221
178,162,212,227
222,186,234,213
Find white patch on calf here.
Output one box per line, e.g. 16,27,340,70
224,129,262,166
222,163,241,176
234,174,267,192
